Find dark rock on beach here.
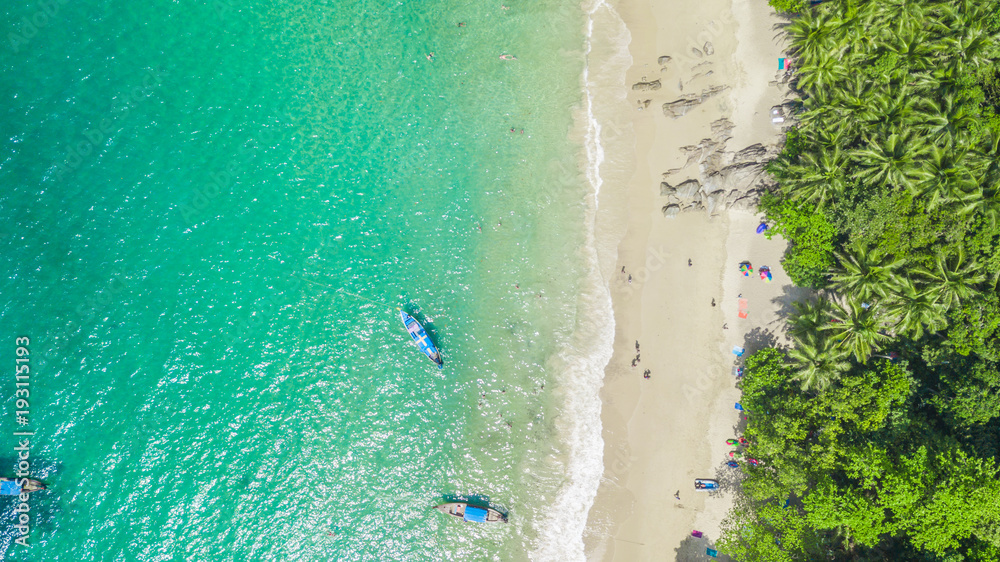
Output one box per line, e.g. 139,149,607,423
632,79,662,91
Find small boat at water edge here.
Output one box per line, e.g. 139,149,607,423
694,478,719,491
0,477,45,495
433,502,508,523
401,310,443,368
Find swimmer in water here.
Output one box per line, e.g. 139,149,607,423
500,54,517,60
426,53,435,61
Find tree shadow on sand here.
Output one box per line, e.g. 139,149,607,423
741,326,779,357
712,459,744,496
770,284,815,324
674,533,734,561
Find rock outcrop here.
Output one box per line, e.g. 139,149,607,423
632,79,662,91
659,120,780,217
661,86,728,119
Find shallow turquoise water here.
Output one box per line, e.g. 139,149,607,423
0,1,597,560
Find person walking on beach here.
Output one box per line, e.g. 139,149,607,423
627,274,632,284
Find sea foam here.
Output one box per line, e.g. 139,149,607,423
530,1,632,560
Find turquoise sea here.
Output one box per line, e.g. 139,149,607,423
1,0,615,560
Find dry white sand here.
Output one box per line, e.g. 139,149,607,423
584,0,791,559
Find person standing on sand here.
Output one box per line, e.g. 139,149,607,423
627,274,632,284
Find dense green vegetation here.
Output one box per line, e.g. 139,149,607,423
721,0,1000,559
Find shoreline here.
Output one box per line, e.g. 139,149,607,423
583,0,790,558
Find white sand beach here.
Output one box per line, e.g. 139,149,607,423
584,0,793,559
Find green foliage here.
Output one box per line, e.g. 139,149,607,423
860,52,904,85
945,292,1000,361
902,449,1000,555
767,0,807,14
719,498,819,561
802,476,890,547
963,214,1000,286
932,358,1000,426
760,195,838,288
724,1,1000,559
841,192,966,269
778,126,805,163
979,67,1000,111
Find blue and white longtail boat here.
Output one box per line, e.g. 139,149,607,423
400,310,443,368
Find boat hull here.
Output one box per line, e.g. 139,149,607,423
400,311,443,368
694,478,719,491
432,502,507,523
0,477,45,495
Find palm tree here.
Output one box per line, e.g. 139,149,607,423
786,10,845,69
914,145,979,211
788,297,835,340
858,88,918,138
835,74,875,117
783,147,849,206
942,24,998,73
851,133,927,192
788,332,852,391
795,55,850,97
805,126,851,153
966,135,1000,227
822,298,892,363
883,24,936,72
830,245,906,303
884,277,948,339
878,0,930,31
913,251,984,311
916,93,977,145
857,0,923,32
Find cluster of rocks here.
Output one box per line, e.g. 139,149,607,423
662,85,728,119
660,119,779,218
